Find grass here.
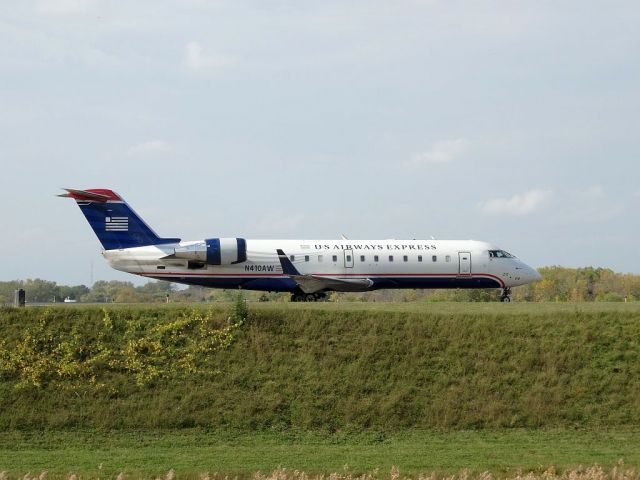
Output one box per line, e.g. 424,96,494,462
1,302,640,478
2,303,640,430
33,300,640,315
268,301,640,316
1,429,640,479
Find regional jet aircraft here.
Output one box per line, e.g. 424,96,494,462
60,188,541,302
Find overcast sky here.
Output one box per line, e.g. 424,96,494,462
1,0,639,285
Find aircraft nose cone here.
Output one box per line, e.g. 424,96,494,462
531,268,542,282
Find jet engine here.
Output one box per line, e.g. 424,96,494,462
172,238,247,265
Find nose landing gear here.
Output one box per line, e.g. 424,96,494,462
500,288,512,303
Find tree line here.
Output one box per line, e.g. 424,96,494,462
1,266,639,304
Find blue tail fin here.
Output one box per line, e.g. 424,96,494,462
60,188,180,250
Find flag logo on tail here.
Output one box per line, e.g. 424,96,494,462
105,216,129,232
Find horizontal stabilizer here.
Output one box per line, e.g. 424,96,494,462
58,188,112,203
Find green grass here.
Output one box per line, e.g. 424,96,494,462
278,300,640,316
1,429,640,478
2,303,640,478
2,303,640,430
37,300,640,315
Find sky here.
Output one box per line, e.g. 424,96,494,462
1,0,639,286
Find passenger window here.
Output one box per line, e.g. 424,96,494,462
432,255,437,262
445,255,451,262
418,255,422,262
346,255,352,262
389,255,394,262
332,255,338,262
290,255,295,262
403,255,408,262
305,255,309,262
360,255,365,262
318,255,323,262
374,255,379,262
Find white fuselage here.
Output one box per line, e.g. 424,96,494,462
103,238,541,293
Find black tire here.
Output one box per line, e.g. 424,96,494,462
501,296,511,303
305,294,316,302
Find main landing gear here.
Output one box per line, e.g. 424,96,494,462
500,288,512,303
291,291,328,302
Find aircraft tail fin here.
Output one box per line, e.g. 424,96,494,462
60,188,180,250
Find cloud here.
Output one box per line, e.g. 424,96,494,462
479,189,552,215
405,138,467,167
35,0,98,16
184,41,239,71
126,140,171,157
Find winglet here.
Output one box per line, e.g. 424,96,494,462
276,249,301,276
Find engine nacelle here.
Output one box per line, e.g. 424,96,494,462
173,238,247,265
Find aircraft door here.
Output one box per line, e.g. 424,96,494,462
458,252,472,276
344,249,354,268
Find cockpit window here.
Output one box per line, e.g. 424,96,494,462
489,250,515,258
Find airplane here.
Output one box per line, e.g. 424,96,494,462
60,188,542,302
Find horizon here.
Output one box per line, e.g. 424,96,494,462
2,262,638,289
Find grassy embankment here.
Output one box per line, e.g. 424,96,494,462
1,302,640,477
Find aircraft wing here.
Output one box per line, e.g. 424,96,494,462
290,275,374,293
276,249,374,293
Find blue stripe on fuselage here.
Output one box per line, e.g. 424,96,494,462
143,276,502,292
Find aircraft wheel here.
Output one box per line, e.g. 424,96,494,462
305,294,316,302
499,287,512,303
291,293,304,302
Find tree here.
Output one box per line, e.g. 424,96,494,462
81,280,136,303
23,279,61,303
